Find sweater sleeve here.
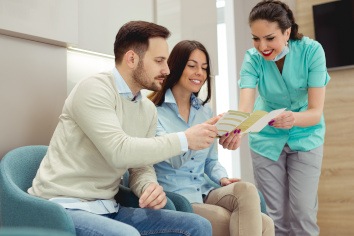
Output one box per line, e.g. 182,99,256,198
129,110,160,197
128,166,157,197
69,76,182,169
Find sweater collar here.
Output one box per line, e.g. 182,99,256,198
112,67,142,102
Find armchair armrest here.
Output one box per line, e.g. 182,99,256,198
0,187,75,234
115,185,140,208
165,191,193,213
258,190,267,214
116,185,176,210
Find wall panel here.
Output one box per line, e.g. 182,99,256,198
0,0,78,46
156,0,218,75
77,0,154,55
0,35,67,158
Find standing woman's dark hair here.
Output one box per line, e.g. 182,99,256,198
249,0,303,40
149,40,212,106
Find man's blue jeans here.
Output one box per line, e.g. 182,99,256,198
67,206,212,236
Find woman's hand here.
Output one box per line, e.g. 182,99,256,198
220,177,241,186
268,111,295,129
218,129,242,150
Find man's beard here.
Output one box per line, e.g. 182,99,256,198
132,61,166,92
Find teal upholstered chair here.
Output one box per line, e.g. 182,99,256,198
0,145,76,234
0,227,73,236
0,145,177,234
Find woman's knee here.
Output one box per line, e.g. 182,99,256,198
232,182,259,201
262,213,275,236
206,182,260,212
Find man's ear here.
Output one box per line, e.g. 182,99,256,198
125,50,138,69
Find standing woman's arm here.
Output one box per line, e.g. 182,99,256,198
238,88,257,113
271,87,326,129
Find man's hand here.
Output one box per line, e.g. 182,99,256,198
218,129,242,150
185,116,219,150
220,177,241,187
139,182,167,210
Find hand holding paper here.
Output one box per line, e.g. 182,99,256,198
215,108,286,136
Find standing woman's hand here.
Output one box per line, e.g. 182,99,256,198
268,111,295,129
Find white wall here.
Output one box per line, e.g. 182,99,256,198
0,34,67,158
156,0,218,76
67,50,115,94
0,0,155,158
0,0,78,46
0,0,218,159
230,0,259,183
77,0,154,55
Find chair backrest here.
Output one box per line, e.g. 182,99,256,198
1,145,47,192
0,146,75,234
122,171,130,187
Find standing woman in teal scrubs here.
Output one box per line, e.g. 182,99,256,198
221,0,330,235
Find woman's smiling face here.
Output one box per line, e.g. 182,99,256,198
251,19,290,61
176,49,208,93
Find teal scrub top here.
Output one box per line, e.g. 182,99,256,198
239,36,330,161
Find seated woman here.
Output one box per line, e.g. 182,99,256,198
148,40,274,236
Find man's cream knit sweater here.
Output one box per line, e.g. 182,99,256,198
28,72,182,200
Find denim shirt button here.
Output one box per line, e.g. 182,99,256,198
189,170,193,173
191,157,194,160
197,188,200,191
194,177,197,180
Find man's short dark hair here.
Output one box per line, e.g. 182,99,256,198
114,21,171,64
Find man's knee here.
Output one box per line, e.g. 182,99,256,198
192,203,230,236
197,214,212,229
185,213,212,236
